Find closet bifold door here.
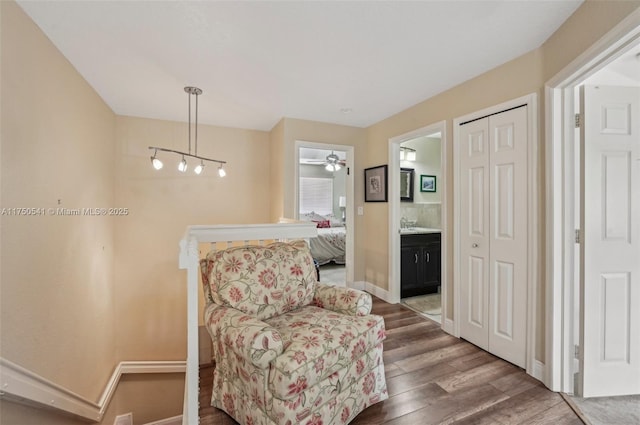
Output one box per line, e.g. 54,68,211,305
459,118,490,351
459,106,528,369
487,107,528,368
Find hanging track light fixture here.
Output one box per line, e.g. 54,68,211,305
149,86,227,176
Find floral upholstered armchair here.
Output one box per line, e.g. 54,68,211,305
200,240,388,425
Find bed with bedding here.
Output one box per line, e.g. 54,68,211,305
310,227,346,265
300,211,346,265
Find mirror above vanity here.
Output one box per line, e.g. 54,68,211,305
400,168,414,202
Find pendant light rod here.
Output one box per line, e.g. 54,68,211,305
185,86,202,155
147,146,226,165
195,88,199,156
187,88,191,155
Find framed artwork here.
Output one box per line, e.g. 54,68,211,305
364,165,388,202
420,175,436,192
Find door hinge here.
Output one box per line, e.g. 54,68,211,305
347,167,350,175
575,113,581,128
575,229,580,244
574,344,580,359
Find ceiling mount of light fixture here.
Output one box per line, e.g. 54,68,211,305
400,146,416,161
149,86,226,176
324,152,342,172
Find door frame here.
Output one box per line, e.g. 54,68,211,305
545,9,640,393
294,140,355,286
453,93,539,378
388,121,447,315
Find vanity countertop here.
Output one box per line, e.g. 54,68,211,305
400,227,441,235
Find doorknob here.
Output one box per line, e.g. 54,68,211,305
472,243,479,248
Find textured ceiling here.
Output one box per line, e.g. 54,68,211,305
18,1,583,131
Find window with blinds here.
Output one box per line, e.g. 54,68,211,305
299,177,333,215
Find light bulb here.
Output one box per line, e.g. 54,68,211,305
178,157,188,172
325,163,334,172
151,156,163,170
194,161,204,175
334,163,341,171
218,165,226,177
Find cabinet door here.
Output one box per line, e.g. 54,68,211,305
401,245,420,297
423,243,441,290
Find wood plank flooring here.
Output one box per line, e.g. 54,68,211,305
199,297,583,425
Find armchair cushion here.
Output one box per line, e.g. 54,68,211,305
202,240,317,320
312,283,373,316
205,303,284,369
264,305,386,400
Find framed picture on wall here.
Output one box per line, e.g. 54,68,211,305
420,175,436,192
364,165,388,202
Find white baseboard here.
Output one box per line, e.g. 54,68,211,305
532,359,546,383
350,280,365,291
143,415,183,425
362,281,393,303
353,280,395,304
442,317,456,336
0,357,185,423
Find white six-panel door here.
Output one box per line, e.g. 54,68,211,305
460,118,490,351
580,85,640,397
459,106,528,368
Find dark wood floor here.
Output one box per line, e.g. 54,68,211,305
199,297,583,425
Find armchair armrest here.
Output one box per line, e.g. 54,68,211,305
204,303,284,369
312,283,372,316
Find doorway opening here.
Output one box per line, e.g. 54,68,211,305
546,10,640,397
296,141,354,287
388,121,447,327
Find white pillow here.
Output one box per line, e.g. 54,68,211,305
300,211,327,221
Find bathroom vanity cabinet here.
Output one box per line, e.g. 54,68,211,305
400,232,441,298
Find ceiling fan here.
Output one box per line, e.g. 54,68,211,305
302,151,346,171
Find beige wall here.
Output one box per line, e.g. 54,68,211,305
0,0,117,400
1,2,273,423
0,399,118,425
363,0,640,362
114,116,272,360
114,373,185,424
366,49,544,299
269,119,285,221
542,0,640,81
0,2,119,423
278,118,368,282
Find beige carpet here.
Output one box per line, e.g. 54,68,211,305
568,394,640,425
319,263,346,284
404,293,441,315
